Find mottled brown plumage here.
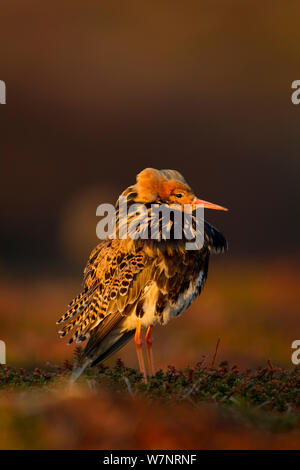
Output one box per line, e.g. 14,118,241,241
57,168,227,382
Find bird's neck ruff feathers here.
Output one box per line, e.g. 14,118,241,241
113,199,227,257
112,168,227,256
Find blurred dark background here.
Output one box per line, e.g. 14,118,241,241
0,0,299,369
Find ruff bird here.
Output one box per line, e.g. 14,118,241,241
57,168,227,382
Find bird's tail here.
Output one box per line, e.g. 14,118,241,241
89,330,134,367
70,358,92,385
69,329,134,384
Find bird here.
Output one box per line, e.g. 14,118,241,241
57,168,227,383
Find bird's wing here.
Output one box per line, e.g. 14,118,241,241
204,221,227,253
56,239,155,345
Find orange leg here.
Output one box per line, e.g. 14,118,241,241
134,319,147,383
145,325,155,377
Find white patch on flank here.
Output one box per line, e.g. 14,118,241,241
119,269,205,332
161,270,204,326
121,282,160,331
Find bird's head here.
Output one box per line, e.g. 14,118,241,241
122,168,228,212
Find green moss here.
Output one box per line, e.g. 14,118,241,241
1,359,300,433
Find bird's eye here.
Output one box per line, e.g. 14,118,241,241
174,193,184,198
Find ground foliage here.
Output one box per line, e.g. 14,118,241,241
1,347,300,443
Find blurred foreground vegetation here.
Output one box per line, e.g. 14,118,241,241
1,355,300,449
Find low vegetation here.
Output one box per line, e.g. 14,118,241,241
1,347,300,439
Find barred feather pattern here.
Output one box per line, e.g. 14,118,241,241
56,239,147,344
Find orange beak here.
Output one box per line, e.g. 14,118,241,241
193,197,228,211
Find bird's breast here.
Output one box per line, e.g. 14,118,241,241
120,257,207,332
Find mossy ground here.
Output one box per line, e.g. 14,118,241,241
1,348,300,437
